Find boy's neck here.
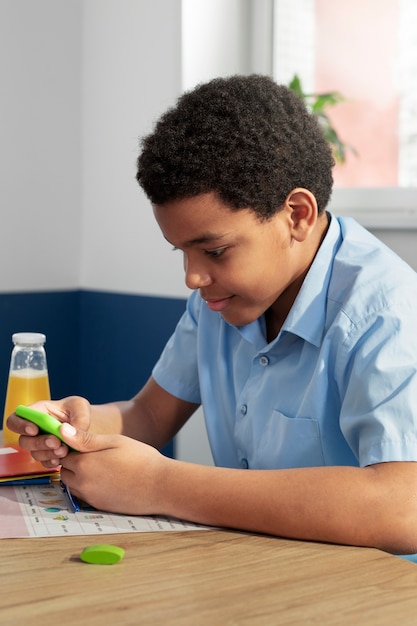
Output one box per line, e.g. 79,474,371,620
265,212,330,342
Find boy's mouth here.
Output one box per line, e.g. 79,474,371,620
203,296,234,312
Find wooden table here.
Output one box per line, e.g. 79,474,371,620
1,529,417,625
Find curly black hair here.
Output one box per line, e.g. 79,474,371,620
136,74,334,218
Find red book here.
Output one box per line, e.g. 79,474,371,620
0,445,59,481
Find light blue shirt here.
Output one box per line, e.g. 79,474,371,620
153,214,417,470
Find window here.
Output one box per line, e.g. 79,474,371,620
272,0,417,228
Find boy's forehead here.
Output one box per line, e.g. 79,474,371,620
153,194,258,247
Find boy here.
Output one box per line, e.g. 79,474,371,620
9,75,417,554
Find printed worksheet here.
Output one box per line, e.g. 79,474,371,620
0,482,208,538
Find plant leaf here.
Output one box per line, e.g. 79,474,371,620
287,73,357,164
288,74,304,97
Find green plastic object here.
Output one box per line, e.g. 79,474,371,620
15,404,77,451
80,544,125,565
15,405,66,442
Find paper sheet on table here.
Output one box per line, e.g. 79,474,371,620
0,481,210,538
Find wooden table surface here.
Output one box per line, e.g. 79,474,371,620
1,529,417,625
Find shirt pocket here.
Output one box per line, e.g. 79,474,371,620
261,410,325,469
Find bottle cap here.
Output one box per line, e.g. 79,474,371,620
12,332,46,346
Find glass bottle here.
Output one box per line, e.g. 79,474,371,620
2,332,51,446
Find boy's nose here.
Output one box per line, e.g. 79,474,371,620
184,258,212,290
185,269,212,290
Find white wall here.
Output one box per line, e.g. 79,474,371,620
0,0,188,298
0,0,82,291
80,0,188,297
182,0,250,91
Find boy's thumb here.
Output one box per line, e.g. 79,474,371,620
60,422,101,452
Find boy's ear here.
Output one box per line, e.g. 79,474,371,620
285,188,318,242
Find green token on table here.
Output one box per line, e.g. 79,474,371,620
80,544,125,565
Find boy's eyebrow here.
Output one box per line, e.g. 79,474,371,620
168,232,232,248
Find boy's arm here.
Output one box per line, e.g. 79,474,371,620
89,376,199,448
157,457,417,555
59,416,417,556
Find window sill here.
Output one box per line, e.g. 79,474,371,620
328,188,417,230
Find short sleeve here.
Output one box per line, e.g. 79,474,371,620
152,291,202,404
338,304,417,467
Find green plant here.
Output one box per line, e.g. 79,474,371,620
288,74,356,164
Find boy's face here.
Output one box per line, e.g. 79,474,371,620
153,192,307,328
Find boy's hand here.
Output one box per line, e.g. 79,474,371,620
7,396,92,468
59,424,165,515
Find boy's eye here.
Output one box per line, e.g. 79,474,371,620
171,245,227,259
205,248,226,258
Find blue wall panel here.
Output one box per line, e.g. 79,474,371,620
0,291,79,403
77,291,186,403
0,290,186,458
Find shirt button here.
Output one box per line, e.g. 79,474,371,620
259,355,269,366
240,404,247,415
240,458,249,469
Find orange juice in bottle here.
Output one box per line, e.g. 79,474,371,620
2,333,51,446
